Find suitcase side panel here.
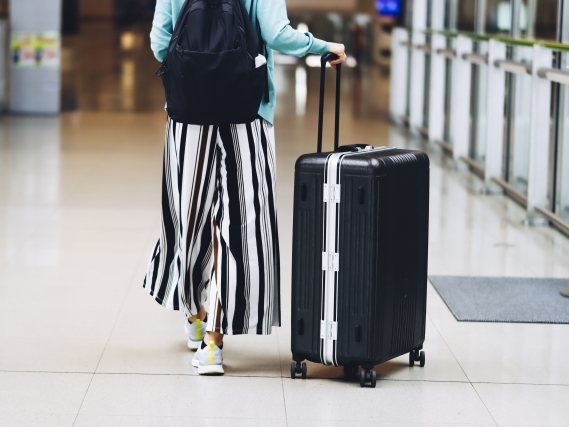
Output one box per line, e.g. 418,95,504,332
335,175,380,365
291,169,324,363
382,161,429,360
413,166,430,348
335,157,429,366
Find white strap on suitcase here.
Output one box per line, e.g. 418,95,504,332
319,146,395,366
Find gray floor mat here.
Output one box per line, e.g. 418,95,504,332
429,276,569,324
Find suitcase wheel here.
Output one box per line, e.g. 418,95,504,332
291,361,307,379
359,369,377,388
409,350,426,368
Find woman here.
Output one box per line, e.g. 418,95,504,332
144,0,346,375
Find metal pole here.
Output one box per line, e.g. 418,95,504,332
557,0,569,43
447,0,458,31
504,0,523,184
451,36,473,162
431,0,445,30
475,0,487,34
406,0,414,28
510,0,522,38
483,40,507,193
527,0,537,39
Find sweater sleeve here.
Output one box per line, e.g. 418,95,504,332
256,0,329,57
150,0,173,62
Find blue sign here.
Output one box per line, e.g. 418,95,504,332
376,0,401,16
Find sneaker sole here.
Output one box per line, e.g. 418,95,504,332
187,339,201,351
198,365,224,375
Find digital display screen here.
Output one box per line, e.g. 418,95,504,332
376,0,401,16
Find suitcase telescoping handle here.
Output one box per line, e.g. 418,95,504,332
317,53,341,154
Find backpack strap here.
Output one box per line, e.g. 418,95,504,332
168,0,199,59
236,0,270,103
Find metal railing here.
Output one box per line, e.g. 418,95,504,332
390,28,569,236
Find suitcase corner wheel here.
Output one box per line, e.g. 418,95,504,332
290,361,307,379
409,349,426,368
359,367,377,388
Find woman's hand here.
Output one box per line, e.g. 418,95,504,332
327,43,347,69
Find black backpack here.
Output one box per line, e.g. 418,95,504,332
157,0,267,125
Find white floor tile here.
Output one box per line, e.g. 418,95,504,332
0,339,107,373
78,374,287,419
283,379,496,425
287,421,495,427
431,320,569,385
97,310,282,377
0,413,77,427
74,415,288,427
0,372,91,425
474,383,569,427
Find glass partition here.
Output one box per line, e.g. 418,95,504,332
557,105,569,222
443,40,455,142
423,35,432,128
533,0,558,40
457,0,476,32
504,45,533,194
469,41,489,166
555,51,569,222
485,0,512,35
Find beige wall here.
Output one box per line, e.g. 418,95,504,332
81,0,115,18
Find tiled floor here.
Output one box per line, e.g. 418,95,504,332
1,22,569,427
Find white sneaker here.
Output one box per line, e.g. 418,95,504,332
192,340,224,375
184,318,207,350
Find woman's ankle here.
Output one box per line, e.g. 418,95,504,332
204,331,224,347
188,306,208,323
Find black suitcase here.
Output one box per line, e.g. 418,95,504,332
290,54,430,388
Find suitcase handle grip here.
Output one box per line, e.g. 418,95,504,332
337,144,373,153
317,53,341,154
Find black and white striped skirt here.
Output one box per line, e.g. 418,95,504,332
143,117,281,335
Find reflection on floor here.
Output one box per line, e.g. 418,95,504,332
1,21,569,427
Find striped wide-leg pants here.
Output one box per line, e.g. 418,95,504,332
143,116,281,335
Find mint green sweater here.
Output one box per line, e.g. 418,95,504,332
150,0,330,124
